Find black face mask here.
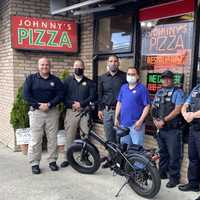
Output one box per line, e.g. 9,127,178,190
74,68,84,76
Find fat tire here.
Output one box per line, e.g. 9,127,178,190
67,143,100,174
125,156,161,199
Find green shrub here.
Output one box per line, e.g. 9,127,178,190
10,85,29,129
58,69,69,129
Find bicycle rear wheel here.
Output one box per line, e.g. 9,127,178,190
125,155,161,199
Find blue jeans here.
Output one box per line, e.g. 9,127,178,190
121,123,145,146
103,109,116,143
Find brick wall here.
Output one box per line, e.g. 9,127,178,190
0,0,15,149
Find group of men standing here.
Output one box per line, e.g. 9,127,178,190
23,55,200,200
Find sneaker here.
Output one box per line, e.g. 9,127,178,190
102,161,113,169
32,165,41,175
60,161,69,168
178,183,200,192
166,180,179,188
49,162,59,171
100,156,107,163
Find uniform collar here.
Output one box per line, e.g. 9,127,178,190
73,74,86,83
37,72,52,80
106,70,120,77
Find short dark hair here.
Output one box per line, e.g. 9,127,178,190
108,54,119,61
127,67,140,75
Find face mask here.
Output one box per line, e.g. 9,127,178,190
74,68,84,76
126,75,137,84
107,64,118,73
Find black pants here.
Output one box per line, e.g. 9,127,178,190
188,126,200,186
157,128,182,181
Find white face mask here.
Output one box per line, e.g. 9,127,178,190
126,75,137,84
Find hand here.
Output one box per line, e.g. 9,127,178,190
72,101,81,111
39,103,49,112
153,119,164,129
183,112,194,123
134,120,143,130
114,119,120,127
98,111,104,120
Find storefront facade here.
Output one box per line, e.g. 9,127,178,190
0,0,199,182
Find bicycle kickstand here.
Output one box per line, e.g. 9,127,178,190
115,178,129,197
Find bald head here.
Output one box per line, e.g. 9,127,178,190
38,57,51,77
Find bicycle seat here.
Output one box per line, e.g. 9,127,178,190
114,126,130,138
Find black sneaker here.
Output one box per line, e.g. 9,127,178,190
102,161,113,169
166,180,179,188
60,161,69,168
32,165,41,175
178,183,200,192
49,162,59,171
100,156,108,163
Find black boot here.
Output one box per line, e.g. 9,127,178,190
32,165,41,175
60,161,69,168
49,162,59,171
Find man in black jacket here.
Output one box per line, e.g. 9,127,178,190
98,55,126,143
23,57,64,174
61,59,96,168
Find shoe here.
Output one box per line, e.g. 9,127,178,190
32,165,41,175
102,161,113,169
100,156,107,163
159,173,168,179
166,180,179,188
195,196,200,200
178,183,200,192
60,161,69,168
49,162,59,171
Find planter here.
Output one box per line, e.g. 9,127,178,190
16,128,31,155
57,130,66,153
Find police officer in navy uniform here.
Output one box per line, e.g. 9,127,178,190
178,84,200,193
152,70,184,188
23,57,64,174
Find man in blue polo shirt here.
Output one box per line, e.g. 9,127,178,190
115,67,150,146
152,70,184,188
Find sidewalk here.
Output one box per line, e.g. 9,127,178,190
0,143,199,200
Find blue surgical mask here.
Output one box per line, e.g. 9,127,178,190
126,75,137,84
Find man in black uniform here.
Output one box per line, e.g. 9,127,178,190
152,70,184,188
98,55,126,143
178,84,200,193
60,59,96,168
23,57,64,174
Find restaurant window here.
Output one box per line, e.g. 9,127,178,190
139,10,194,140
95,15,133,53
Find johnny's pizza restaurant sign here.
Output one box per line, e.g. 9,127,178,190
11,16,78,52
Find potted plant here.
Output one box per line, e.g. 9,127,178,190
10,85,30,155
57,69,69,153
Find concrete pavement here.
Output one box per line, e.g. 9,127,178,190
0,143,199,200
